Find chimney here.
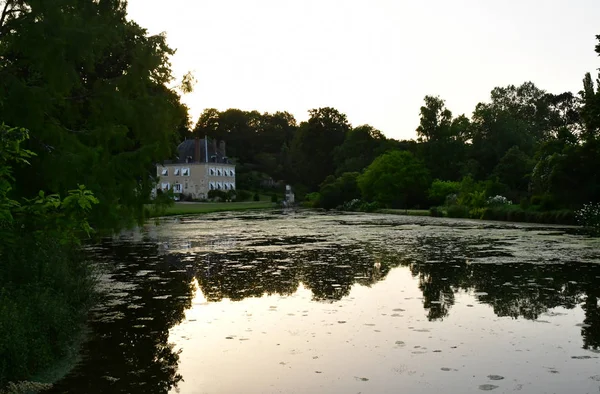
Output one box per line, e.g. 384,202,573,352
212,138,218,162
194,136,200,163
219,140,226,157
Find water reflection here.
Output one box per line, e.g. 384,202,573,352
49,212,600,393
48,241,195,394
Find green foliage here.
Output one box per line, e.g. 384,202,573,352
0,235,95,388
290,107,350,190
253,192,260,202
333,125,387,175
207,189,228,201
302,192,321,208
270,193,279,203
0,125,97,387
445,204,470,218
234,189,252,202
575,202,600,232
358,151,430,208
318,172,361,210
428,180,460,206
0,0,189,231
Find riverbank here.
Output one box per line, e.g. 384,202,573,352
377,209,430,217
150,201,276,217
374,206,576,226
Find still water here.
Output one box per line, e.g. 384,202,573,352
49,211,600,393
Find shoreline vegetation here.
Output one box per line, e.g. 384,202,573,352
151,202,575,229
151,201,277,217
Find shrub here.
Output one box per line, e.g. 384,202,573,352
253,193,260,202
359,201,380,213
270,193,279,203
428,180,460,206
235,190,252,202
575,202,600,231
429,206,443,217
446,205,470,218
207,189,227,201
469,207,486,219
486,195,512,206
340,199,362,211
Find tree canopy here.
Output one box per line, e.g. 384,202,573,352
0,0,188,230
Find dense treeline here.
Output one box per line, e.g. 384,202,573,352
0,0,188,387
187,36,600,223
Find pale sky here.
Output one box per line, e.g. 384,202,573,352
127,0,600,140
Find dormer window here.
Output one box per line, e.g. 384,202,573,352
161,168,168,176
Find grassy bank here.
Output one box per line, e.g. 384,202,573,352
429,204,576,225
372,206,576,226
151,201,276,217
377,209,430,217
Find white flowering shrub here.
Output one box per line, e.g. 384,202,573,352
575,202,600,231
341,199,362,211
486,195,513,206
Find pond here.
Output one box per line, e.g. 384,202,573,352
48,211,600,393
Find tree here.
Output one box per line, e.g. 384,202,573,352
416,96,468,180
0,0,188,231
333,124,386,175
290,107,350,190
493,146,533,199
358,151,430,208
428,179,460,206
318,172,361,210
416,96,453,143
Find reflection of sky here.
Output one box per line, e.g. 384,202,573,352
99,212,600,393
170,269,598,394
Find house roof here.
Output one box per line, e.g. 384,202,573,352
175,138,231,164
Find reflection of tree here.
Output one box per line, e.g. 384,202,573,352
50,231,600,393
399,234,600,350
48,241,195,394
193,245,397,303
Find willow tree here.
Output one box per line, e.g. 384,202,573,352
0,0,188,231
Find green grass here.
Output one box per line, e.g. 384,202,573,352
151,201,276,217
377,209,431,217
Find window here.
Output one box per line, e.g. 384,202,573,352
217,182,222,190
231,169,235,177
224,169,230,177
161,168,168,176
217,169,222,176
174,168,180,176
182,168,190,176
209,182,215,190
209,168,215,176
230,183,235,190
173,184,183,193
223,183,229,190
161,182,170,190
